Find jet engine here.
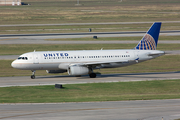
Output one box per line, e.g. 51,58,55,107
68,65,90,75
46,70,67,74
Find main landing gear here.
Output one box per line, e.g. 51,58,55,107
31,70,36,79
89,73,96,78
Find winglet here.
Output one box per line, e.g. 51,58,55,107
135,22,161,50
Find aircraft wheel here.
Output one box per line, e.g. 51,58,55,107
31,75,35,79
89,73,96,78
31,70,36,79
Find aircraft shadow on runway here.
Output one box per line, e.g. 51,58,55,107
36,71,180,79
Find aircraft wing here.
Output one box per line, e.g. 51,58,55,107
70,60,129,68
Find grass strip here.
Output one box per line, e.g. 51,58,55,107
1,0,180,24
1,23,180,34
0,80,180,103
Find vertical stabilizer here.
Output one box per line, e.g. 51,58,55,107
135,22,161,50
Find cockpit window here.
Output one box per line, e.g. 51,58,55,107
18,57,28,60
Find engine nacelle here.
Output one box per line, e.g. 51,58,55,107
46,70,67,74
68,65,90,76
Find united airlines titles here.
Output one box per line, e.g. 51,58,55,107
43,53,69,57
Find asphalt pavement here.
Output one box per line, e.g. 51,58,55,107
1,99,180,120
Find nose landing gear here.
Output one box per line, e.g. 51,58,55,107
31,70,36,79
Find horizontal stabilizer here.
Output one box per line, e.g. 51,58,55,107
148,51,165,57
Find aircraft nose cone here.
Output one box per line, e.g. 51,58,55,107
11,60,18,69
11,60,15,68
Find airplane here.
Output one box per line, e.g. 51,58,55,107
11,22,165,79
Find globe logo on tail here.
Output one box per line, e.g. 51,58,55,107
135,34,156,50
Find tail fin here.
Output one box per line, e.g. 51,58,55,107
135,22,161,50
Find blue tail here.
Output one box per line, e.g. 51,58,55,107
135,22,161,50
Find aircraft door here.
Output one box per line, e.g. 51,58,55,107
33,53,39,64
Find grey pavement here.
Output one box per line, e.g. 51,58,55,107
0,72,180,87
0,30,180,44
0,55,19,60
0,99,180,120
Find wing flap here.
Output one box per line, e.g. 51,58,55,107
148,52,165,57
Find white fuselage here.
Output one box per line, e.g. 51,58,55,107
11,49,165,71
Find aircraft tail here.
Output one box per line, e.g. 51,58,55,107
135,22,161,50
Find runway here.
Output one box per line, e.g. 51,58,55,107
0,72,180,87
1,99,180,120
1,30,180,37
0,31,180,44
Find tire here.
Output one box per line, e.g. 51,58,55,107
89,73,96,78
31,75,35,79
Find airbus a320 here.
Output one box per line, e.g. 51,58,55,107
11,22,165,79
